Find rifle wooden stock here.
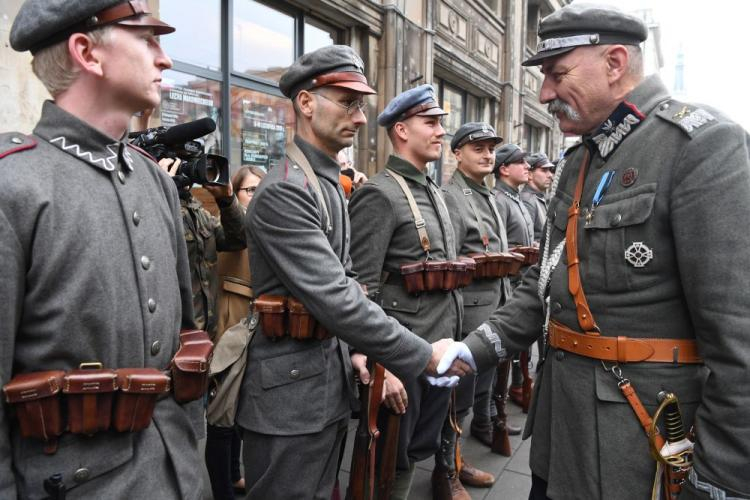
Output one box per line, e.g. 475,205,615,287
376,410,401,499
491,360,512,456
346,362,385,500
520,350,532,413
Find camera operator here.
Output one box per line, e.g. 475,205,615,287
157,157,246,340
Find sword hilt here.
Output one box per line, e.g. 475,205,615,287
657,391,686,444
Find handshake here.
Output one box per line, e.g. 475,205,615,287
424,338,476,387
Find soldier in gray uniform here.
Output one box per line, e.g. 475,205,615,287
521,153,555,244
347,84,463,499
460,4,750,499
435,122,510,498
493,143,535,252
0,1,203,498
236,47,469,500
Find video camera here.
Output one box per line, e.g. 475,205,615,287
129,117,229,188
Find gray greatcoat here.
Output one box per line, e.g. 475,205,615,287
236,137,432,498
494,180,534,248
0,101,202,499
464,76,750,499
521,184,547,244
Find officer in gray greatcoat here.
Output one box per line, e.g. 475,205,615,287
459,4,750,499
0,1,203,498
521,153,555,243
236,47,469,500
347,85,463,499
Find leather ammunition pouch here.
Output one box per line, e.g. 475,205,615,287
171,329,214,403
468,252,524,279
114,368,171,432
255,295,331,340
63,364,117,435
511,246,539,266
399,259,470,294
3,371,65,448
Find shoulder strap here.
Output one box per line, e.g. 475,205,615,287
453,174,491,251
387,168,431,255
566,148,600,334
286,141,332,234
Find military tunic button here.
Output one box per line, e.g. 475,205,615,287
141,256,151,270
117,171,126,184
610,214,622,227
11,137,23,144
555,351,565,361
151,340,161,355
553,302,562,313
660,103,670,111
74,468,90,483
132,211,141,226
392,301,398,307
473,299,479,305
290,369,300,379
147,298,157,312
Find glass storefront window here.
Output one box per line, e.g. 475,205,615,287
439,85,464,185
157,70,223,154
230,86,295,173
233,0,295,82
304,18,336,53
158,0,221,71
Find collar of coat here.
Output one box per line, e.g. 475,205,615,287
34,100,134,173
455,169,492,196
293,136,342,185
495,178,521,200
386,154,431,186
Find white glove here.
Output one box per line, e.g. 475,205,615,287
425,375,461,387
436,342,477,375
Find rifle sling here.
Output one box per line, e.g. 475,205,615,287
286,141,332,235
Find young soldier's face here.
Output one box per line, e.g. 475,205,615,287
529,166,554,191
455,139,496,181
97,26,172,112
401,115,445,164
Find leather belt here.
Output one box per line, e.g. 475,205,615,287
548,321,703,364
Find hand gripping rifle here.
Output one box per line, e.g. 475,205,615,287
346,362,385,500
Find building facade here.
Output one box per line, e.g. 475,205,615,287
1,0,568,181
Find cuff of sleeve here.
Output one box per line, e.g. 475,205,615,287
464,324,505,371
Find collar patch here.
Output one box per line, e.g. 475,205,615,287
591,101,646,159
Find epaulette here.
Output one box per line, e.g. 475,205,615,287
126,142,158,164
656,100,717,138
0,133,37,160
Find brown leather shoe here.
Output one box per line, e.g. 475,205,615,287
506,420,522,436
509,385,524,407
470,420,493,447
459,461,495,488
431,467,471,500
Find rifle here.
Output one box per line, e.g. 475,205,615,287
491,359,512,456
346,362,385,500
520,350,532,413
376,409,401,499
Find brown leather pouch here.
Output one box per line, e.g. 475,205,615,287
484,252,503,278
400,261,425,294
494,253,513,277
469,253,489,279
255,295,287,338
114,368,170,432
444,261,466,290
287,297,316,340
507,252,526,275
63,365,117,435
3,371,65,446
424,260,448,291
457,256,476,287
180,328,211,344
172,330,214,403
512,246,539,266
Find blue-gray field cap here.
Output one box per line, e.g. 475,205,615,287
279,45,376,99
523,3,648,66
527,152,555,170
10,0,175,54
495,144,527,168
450,122,503,151
378,84,447,128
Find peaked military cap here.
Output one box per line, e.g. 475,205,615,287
279,45,376,99
523,3,648,66
378,84,447,128
10,0,175,54
451,122,503,151
495,143,527,167
527,152,555,170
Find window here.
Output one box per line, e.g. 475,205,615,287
233,1,295,82
159,0,221,71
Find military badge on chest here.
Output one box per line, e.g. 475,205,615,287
591,101,646,159
625,241,653,268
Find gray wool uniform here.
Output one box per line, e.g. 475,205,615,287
520,184,547,243
236,137,432,498
348,154,462,469
494,180,534,249
464,75,750,499
0,101,202,500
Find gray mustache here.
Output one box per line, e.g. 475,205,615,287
547,99,581,121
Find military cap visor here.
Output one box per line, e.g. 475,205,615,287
279,45,375,98
11,0,175,54
527,153,555,169
451,122,502,151
522,4,648,66
495,145,527,167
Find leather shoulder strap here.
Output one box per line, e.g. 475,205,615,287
286,141,332,234
387,168,431,254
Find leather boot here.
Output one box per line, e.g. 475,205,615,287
432,419,470,500
469,419,493,447
459,460,495,488
509,385,524,407
491,360,518,456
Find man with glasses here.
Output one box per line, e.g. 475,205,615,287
0,1,203,498
236,46,471,499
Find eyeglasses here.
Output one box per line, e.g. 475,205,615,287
310,92,367,116
238,186,257,195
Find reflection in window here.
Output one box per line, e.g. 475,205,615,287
304,18,336,53
230,87,295,174
158,70,223,154
440,85,464,185
233,0,294,82
159,0,221,71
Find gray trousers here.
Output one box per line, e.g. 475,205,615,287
242,418,348,499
